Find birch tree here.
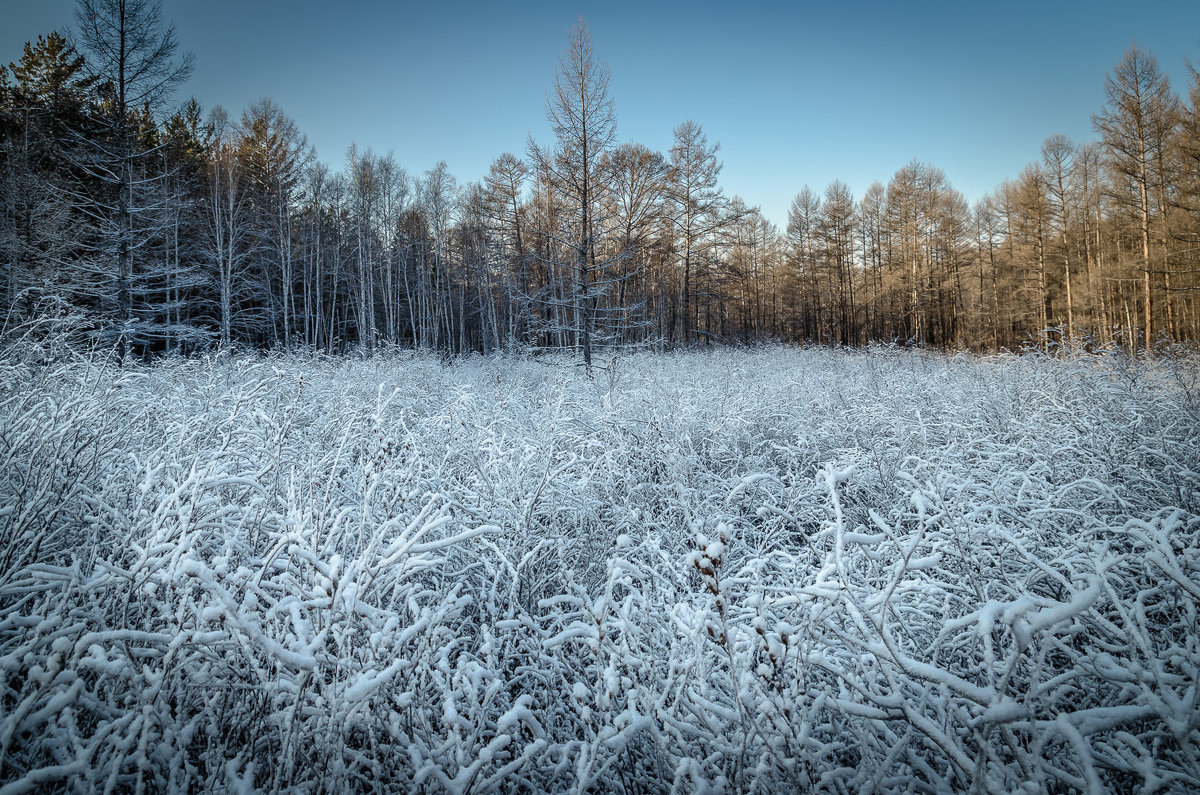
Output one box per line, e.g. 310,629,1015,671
203,107,253,346
238,98,310,347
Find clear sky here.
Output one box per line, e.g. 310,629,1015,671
4,0,1198,228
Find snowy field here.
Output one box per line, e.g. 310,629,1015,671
1,342,1198,793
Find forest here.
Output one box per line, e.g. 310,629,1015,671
3,4,1200,360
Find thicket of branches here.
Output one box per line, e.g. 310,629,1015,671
1,340,1197,791
4,9,1200,358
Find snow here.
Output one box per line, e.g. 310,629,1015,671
0,343,1198,791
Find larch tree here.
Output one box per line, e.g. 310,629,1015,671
73,0,192,353
1016,163,1052,347
786,186,822,340
1072,141,1106,340
534,20,617,370
8,12,1200,356
600,142,668,344
456,181,498,354
1042,134,1077,343
973,195,1002,348
668,120,724,344
885,163,923,342
819,180,857,345
483,152,529,345
858,181,886,341
1093,45,1178,353
1179,58,1200,228
238,98,311,347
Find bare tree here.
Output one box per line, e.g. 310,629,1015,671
483,153,529,346
420,161,457,350
203,107,255,347
859,182,886,341
1042,134,1077,343
600,142,668,344
819,180,857,345
74,0,192,352
1093,45,1178,353
238,98,311,347
1072,141,1106,341
786,186,822,340
668,120,724,344
532,20,617,369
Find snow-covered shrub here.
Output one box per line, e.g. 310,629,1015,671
1,345,1196,791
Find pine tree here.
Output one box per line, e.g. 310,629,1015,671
1,32,96,324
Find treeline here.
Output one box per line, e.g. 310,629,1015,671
3,3,1200,358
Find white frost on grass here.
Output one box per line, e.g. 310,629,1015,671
0,343,1198,792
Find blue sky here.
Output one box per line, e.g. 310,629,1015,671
4,1,1198,227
